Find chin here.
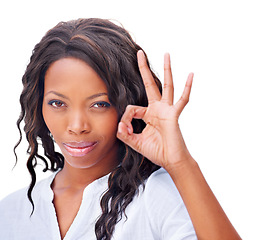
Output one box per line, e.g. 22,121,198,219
64,156,100,169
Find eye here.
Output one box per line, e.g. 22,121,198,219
48,100,66,108
92,101,111,109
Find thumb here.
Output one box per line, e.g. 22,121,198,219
117,122,142,153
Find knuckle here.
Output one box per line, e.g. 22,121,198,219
126,105,135,113
125,105,135,118
126,105,133,110
181,96,189,104
163,82,173,89
143,80,155,89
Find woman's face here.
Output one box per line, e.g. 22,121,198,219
42,57,119,171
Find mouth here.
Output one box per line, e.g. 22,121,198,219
63,141,98,157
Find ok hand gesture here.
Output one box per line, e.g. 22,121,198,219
117,50,242,240
117,50,194,171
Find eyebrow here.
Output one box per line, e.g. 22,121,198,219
44,91,108,100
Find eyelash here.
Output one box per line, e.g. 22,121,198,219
92,101,111,109
48,100,66,108
47,100,111,109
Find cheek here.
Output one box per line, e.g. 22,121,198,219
42,106,63,138
96,113,119,137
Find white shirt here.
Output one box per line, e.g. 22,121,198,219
0,168,197,240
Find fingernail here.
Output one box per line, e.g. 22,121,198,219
127,126,132,135
118,122,123,134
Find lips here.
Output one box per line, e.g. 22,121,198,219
63,141,97,157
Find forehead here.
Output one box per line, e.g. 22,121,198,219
44,57,108,95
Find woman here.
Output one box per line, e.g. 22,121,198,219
0,18,241,239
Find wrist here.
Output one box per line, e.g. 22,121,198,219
164,154,198,179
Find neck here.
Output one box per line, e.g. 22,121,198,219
52,160,118,191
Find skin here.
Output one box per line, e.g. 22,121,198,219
42,58,119,238
117,50,241,239
42,52,241,239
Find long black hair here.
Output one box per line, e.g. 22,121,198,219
15,18,162,240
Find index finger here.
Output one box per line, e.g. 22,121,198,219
137,50,161,103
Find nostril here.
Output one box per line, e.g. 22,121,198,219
67,119,91,135
68,126,91,135
67,110,91,135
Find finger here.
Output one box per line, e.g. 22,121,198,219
117,122,143,154
137,50,161,103
117,105,147,152
162,53,174,104
175,73,194,115
119,105,147,134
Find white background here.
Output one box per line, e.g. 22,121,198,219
0,0,269,239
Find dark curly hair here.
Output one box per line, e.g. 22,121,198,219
15,18,162,240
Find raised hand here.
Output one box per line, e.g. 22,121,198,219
117,51,242,240
117,50,194,170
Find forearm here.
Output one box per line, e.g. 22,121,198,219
166,158,241,240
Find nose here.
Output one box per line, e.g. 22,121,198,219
67,110,91,135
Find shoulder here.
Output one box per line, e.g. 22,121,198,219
0,173,55,216
0,174,55,238
0,186,31,234
141,168,184,218
141,168,197,239
0,187,29,210
144,168,181,202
